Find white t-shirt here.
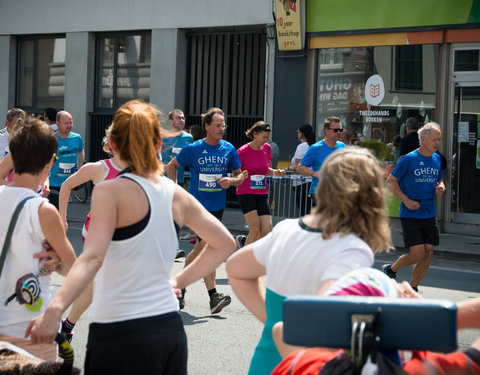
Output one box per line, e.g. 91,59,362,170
0,128,9,162
90,174,179,323
253,218,373,296
291,142,310,187
0,186,52,337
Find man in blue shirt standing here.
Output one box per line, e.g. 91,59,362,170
48,111,84,209
382,122,445,292
297,116,346,197
167,107,246,314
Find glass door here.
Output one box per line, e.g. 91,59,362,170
451,84,480,224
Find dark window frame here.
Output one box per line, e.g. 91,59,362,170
394,45,423,91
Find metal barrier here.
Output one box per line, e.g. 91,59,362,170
267,173,314,225
183,171,314,224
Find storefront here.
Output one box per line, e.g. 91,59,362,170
305,0,480,235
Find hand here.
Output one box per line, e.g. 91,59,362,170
42,186,50,198
435,183,446,196
33,242,61,276
241,170,249,179
170,278,182,298
25,310,61,344
275,169,286,177
217,177,232,189
311,170,320,178
395,281,422,299
404,198,420,211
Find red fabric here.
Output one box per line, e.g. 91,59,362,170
271,349,342,375
404,351,480,375
272,349,480,375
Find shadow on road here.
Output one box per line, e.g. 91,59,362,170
180,311,227,326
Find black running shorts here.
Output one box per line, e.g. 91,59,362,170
400,217,439,247
238,194,271,216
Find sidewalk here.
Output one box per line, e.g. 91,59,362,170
67,201,480,263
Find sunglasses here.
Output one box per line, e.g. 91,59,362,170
328,128,343,133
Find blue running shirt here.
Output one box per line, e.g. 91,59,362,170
300,140,346,194
161,131,194,183
176,139,241,211
50,132,84,188
391,149,443,219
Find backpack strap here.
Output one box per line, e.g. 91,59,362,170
0,196,35,278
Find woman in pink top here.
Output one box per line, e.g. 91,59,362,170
236,122,285,248
57,128,124,343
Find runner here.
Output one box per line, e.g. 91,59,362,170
235,121,285,248
57,128,125,343
166,107,246,313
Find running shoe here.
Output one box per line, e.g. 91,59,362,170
178,288,186,310
381,264,397,279
235,235,247,249
210,292,231,314
175,249,186,259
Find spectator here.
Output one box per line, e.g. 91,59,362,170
297,116,346,203
400,117,420,158
226,147,392,374
0,116,76,339
0,108,25,163
288,124,315,216
44,107,58,131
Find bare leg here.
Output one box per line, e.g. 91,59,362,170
244,210,261,246
391,244,426,273
67,281,93,323
410,244,434,287
184,239,216,291
258,215,272,238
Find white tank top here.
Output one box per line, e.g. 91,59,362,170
0,186,53,335
89,174,179,323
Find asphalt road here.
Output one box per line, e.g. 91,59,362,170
55,226,480,374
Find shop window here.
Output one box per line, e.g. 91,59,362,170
16,36,66,111
395,45,423,91
95,32,151,109
314,45,437,168
454,49,480,72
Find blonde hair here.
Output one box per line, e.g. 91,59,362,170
312,147,392,254
102,125,113,155
109,100,162,177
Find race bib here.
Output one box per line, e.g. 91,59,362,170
250,175,266,189
59,162,75,176
198,173,222,192
172,147,182,158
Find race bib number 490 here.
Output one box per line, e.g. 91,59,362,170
198,173,222,192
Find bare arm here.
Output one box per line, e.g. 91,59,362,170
27,184,116,343
226,245,267,323
59,161,105,230
170,186,236,290
77,149,85,168
217,168,247,189
288,158,302,171
297,163,317,178
38,202,77,276
166,158,180,183
386,173,420,211
0,153,14,184
267,167,286,177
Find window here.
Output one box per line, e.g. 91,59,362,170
16,36,66,110
395,45,423,91
454,49,480,72
95,32,151,109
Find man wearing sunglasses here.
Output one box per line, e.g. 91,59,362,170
297,116,346,198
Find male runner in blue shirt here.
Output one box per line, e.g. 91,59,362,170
167,107,246,314
382,122,445,292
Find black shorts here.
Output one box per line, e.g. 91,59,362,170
238,194,271,216
401,217,439,247
85,312,187,375
197,210,224,242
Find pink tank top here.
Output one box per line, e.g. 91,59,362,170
82,159,123,241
